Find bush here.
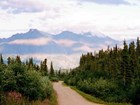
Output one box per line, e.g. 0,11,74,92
18,70,53,100
2,69,17,91
40,76,53,99
50,76,59,82
2,62,53,101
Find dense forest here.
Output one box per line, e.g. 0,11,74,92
0,55,56,105
65,38,140,105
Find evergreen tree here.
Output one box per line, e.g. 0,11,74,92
28,58,33,69
0,54,4,64
40,59,48,75
129,41,137,80
136,37,140,57
120,41,131,87
16,56,21,64
50,61,54,76
7,57,11,65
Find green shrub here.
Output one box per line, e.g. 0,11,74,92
40,76,53,99
2,69,17,91
50,76,59,82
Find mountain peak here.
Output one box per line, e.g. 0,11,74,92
83,32,92,37
28,29,40,33
60,31,76,35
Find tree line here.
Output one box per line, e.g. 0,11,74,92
64,38,140,105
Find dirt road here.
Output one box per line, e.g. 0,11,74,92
53,81,102,105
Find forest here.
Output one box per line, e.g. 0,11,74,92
64,38,140,105
0,55,57,105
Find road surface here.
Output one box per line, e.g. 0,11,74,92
53,81,102,105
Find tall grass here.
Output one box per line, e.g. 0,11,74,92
71,86,132,105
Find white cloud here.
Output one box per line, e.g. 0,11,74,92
55,39,76,47
4,54,80,69
0,0,48,13
8,37,77,47
125,0,140,5
0,0,140,40
9,38,52,46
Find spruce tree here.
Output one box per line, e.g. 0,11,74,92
129,41,137,80
7,57,11,65
50,61,54,76
41,59,48,75
16,56,21,64
136,37,140,57
0,54,4,64
120,41,131,87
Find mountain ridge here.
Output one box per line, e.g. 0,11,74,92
0,29,120,69
0,29,119,54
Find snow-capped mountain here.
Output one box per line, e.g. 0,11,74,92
0,29,119,69
0,29,118,54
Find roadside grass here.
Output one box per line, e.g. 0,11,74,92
63,82,132,105
48,89,58,105
71,86,132,105
71,86,105,104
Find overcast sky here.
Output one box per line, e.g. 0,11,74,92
0,0,140,40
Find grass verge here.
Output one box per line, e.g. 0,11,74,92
48,90,58,105
70,86,132,105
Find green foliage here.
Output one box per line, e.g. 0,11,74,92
50,76,59,82
65,38,140,104
0,54,4,64
50,61,54,76
0,56,54,104
40,58,48,76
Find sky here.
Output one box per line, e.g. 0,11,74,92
0,0,140,40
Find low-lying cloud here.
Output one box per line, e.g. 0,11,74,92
3,53,80,69
9,38,76,47
55,39,76,47
9,38,52,46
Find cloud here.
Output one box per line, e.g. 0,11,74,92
0,0,140,40
8,37,77,47
4,54,80,69
0,0,47,13
9,38,52,46
55,39,76,47
78,0,129,5
125,0,140,5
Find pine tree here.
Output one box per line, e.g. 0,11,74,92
16,56,21,64
7,57,11,65
129,41,137,80
120,41,132,87
50,61,54,76
28,58,33,69
0,54,4,64
42,59,48,75
136,37,140,57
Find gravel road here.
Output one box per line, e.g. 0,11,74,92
53,81,102,105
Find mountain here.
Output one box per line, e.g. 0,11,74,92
0,29,118,54
0,29,46,42
0,29,119,69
